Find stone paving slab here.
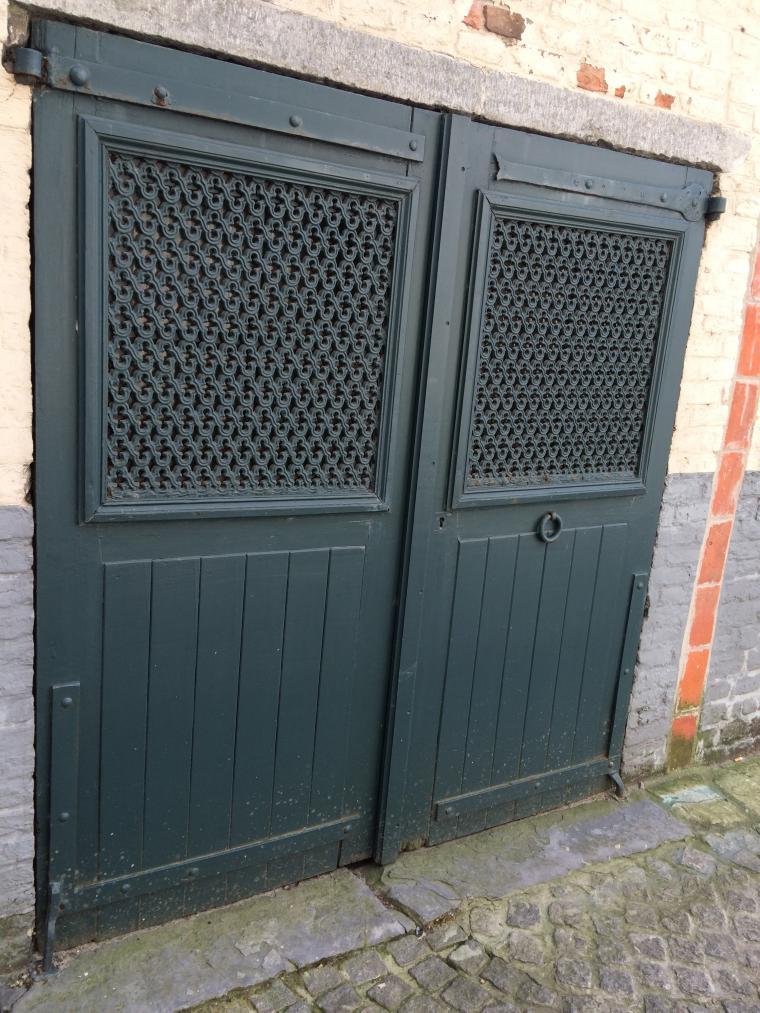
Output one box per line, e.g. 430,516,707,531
716,758,760,818
15,870,410,1013
379,799,689,924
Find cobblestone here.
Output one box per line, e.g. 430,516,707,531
185,763,760,1013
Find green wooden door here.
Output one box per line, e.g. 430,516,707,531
378,117,712,858
33,20,441,949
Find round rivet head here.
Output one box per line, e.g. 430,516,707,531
660,192,668,202
584,178,594,189
153,85,170,105
69,64,90,87
121,884,131,895
444,806,453,816
188,867,199,879
289,114,302,128
59,811,70,823
61,696,73,709
409,139,418,152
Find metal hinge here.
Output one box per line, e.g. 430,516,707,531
494,153,724,222
11,46,45,83
705,195,727,218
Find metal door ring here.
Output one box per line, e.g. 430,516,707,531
537,512,562,543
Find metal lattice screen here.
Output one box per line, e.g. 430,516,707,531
106,152,400,501
466,214,673,489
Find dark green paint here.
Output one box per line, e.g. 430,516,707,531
32,18,711,954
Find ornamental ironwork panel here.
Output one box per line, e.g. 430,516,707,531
465,213,673,489
105,151,400,501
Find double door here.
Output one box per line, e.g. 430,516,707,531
32,19,710,952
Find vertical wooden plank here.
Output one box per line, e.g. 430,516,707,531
572,524,628,762
304,547,365,878
518,531,575,780
487,534,545,827
308,547,365,820
432,539,489,805
98,560,151,937
139,557,200,927
462,536,519,795
185,554,246,912
545,526,603,773
267,548,329,887
227,551,289,902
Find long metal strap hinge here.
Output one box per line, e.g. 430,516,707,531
495,153,724,222
11,46,45,83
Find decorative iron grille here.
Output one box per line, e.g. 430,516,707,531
105,151,399,501
465,213,673,489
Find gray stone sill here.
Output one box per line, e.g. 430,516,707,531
15,0,750,172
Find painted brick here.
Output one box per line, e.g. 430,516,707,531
671,713,698,741
698,519,733,584
0,504,33,969
738,304,760,378
689,584,722,648
752,255,760,300
725,381,759,449
623,473,711,777
713,451,746,517
678,648,710,709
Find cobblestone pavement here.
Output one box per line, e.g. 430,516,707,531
194,762,760,1013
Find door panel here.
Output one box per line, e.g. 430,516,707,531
34,19,441,947
382,116,711,856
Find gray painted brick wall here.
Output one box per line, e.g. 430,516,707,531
0,505,34,970
622,473,713,778
700,470,760,761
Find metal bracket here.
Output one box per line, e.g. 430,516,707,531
11,47,44,82
608,768,626,799
494,153,720,222
43,683,80,971
42,881,63,973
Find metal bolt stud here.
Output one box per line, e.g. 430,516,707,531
584,178,594,189
59,811,70,822
69,64,90,87
153,85,170,106
62,697,73,708
289,114,303,128
660,192,668,202
121,884,131,895
409,139,418,152
444,806,453,816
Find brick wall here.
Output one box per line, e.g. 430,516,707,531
700,470,760,760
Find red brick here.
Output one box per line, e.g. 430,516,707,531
463,1,483,30
671,713,698,742
712,451,745,517
689,584,721,648
698,519,733,585
725,381,759,450
738,304,760,377
678,649,710,710
655,91,675,109
751,252,760,301
577,62,608,93
483,4,526,40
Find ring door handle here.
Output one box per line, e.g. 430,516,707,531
536,511,562,543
